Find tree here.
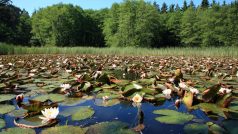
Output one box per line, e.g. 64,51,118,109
169,4,175,12
201,0,209,8
189,0,195,9
175,4,180,12
182,0,188,11
180,7,201,46
161,2,167,13
103,0,162,47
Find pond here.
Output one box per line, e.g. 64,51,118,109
0,55,238,134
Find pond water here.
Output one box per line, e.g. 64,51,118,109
0,55,238,134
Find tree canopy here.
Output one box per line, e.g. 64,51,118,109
1,0,238,47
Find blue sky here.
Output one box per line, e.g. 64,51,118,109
12,0,233,15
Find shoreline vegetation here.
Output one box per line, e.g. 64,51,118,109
0,44,237,57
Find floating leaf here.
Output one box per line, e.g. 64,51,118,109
0,127,35,134
8,109,27,117
153,109,194,125
206,122,226,134
0,94,15,102
184,123,208,134
71,106,94,121
95,99,120,107
202,84,221,103
0,105,15,114
60,97,86,106
86,121,136,134
183,91,193,108
192,103,226,118
222,120,238,134
31,94,66,102
41,126,85,134
0,119,5,129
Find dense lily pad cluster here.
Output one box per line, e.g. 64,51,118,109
0,55,238,133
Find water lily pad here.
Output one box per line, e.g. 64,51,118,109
8,109,27,117
0,119,5,129
60,98,86,106
95,99,120,107
96,92,120,99
192,103,226,118
222,120,238,134
0,105,15,114
41,126,85,134
0,127,35,134
206,122,226,134
60,106,94,121
184,123,208,134
153,109,194,125
0,94,15,102
31,94,66,102
86,121,136,134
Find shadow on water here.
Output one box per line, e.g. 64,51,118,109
1,96,216,134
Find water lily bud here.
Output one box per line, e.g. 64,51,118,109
175,99,181,109
16,94,24,103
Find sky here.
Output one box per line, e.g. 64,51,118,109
12,0,233,15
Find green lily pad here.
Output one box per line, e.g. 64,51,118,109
0,94,15,102
8,109,27,117
60,106,94,121
0,119,5,129
96,92,120,99
222,120,238,134
86,121,136,134
41,126,85,134
0,127,35,134
192,103,226,118
184,123,208,134
60,98,86,106
153,109,194,125
206,122,226,134
0,105,15,114
31,94,66,102
95,99,120,107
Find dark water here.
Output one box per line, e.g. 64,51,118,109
1,96,219,134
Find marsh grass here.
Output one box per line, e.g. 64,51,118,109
0,43,237,57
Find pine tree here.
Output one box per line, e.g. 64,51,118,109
175,4,180,12
182,0,188,11
169,4,175,12
161,2,167,13
201,0,209,8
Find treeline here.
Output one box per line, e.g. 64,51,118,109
0,0,238,47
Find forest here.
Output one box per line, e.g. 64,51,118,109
0,0,238,47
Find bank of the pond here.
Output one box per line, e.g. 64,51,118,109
0,44,238,57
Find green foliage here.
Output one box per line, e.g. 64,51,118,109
1,0,238,47
103,0,162,47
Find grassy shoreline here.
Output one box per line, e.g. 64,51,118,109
0,44,238,57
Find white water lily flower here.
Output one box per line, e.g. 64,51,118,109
39,107,59,124
179,82,188,89
30,69,37,73
132,94,143,103
189,87,199,94
0,65,3,68
168,77,174,83
66,69,72,73
102,96,109,101
163,89,172,99
60,84,71,91
28,73,35,77
112,64,117,68
133,83,142,89
219,87,232,94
